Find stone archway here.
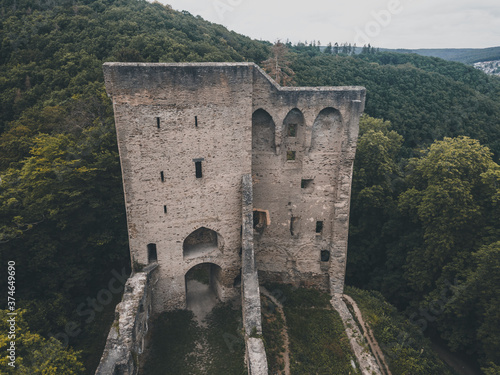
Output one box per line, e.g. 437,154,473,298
185,263,223,320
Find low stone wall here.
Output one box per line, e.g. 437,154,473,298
241,174,269,375
95,264,158,375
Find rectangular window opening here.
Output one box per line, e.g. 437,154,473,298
195,116,198,127
286,151,296,161
253,210,269,232
316,220,324,234
160,171,165,182
147,244,158,263
288,123,297,137
301,179,313,189
195,161,203,178
156,117,160,129
163,205,167,214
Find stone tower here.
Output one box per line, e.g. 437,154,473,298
103,62,365,314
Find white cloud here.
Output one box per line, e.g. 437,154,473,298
158,0,500,48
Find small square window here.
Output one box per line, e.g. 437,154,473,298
286,151,296,161
288,123,297,137
321,250,330,262
301,179,314,190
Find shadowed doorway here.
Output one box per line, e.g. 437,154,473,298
185,263,222,323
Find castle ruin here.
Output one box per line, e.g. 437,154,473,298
98,62,366,374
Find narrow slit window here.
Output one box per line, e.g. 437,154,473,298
163,205,167,214
195,116,198,127
290,216,299,236
147,243,157,263
286,151,296,161
288,123,297,137
160,171,164,182
195,161,202,178
156,117,160,129
316,221,324,234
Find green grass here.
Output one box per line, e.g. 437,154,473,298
142,310,200,375
142,302,246,375
266,283,360,375
261,295,286,374
205,303,247,375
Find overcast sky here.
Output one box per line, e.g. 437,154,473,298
157,0,499,49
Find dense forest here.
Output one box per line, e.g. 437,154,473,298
0,0,499,373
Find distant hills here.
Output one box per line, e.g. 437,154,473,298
381,46,500,65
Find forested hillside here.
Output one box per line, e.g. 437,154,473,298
383,46,500,65
0,0,499,373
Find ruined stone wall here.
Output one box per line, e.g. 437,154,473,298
251,66,365,293
95,265,158,375
103,63,253,312
241,174,268,374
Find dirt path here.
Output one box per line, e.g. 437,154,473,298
185,279,219,373
342,294,392,375
261,287,291,375
186,279,218,325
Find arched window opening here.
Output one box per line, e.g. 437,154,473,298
252,109,276,152
183,227,220,259
311,107,342,152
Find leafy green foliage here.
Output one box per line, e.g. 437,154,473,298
345,287,454,375
399,137,500,296
439,241,500,367
349,135,500,370
0,310,85,374
347,115,405,290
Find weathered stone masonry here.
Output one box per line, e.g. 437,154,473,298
101,62,365,373
103,62,365,311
